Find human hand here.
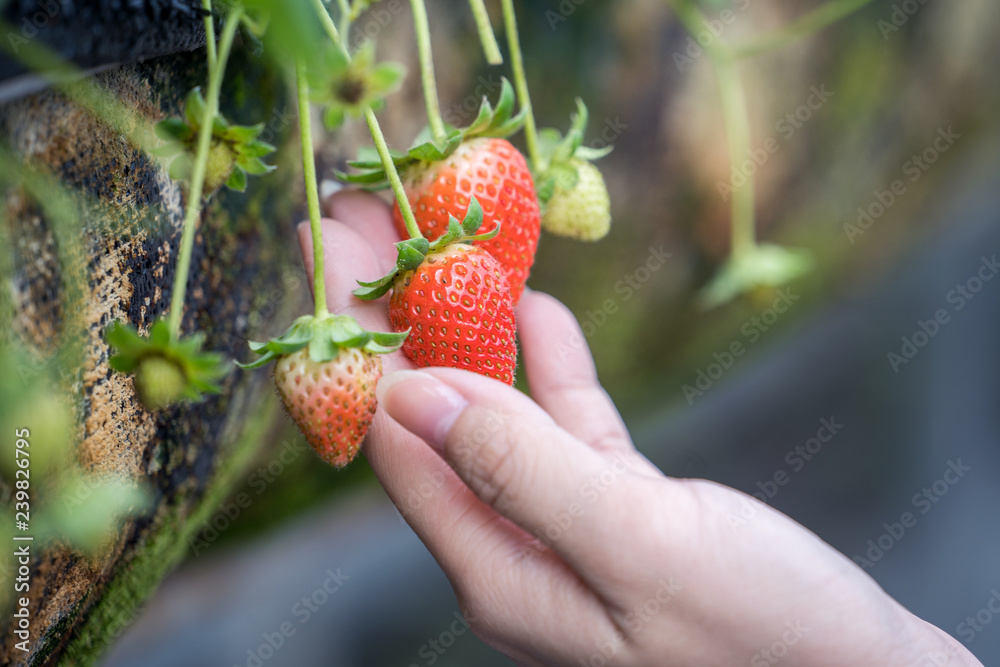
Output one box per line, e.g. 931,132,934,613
298,190,981,667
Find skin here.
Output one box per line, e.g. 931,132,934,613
296,190,982,667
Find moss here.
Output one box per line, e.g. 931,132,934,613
55,398,277,667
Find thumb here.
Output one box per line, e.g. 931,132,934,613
378,367,633,569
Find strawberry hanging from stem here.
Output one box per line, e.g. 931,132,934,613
354,198,518,385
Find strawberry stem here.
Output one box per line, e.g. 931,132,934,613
297,59,329,319
364,107,422,240
167,4,243,340
500,0,541,172
713,56,755,258
309,0,422,241
468,0,503,65
336,0,353,42
201,0,217,71
409,0,447,144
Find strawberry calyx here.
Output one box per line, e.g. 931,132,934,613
310,41,406,131
534,99,612,208
337,78,527,189
236,313,408,370
153,87,277,194
353,197,499,301
105,319,230,410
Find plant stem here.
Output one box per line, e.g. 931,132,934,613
336,0,353,44
312,0,349,57
307,0,421,240
296,60,329,318
468,0,503,65
713,56,755,258
365,107,421,240
201,0,217,71
409,0,447,144
167,6,243,339
732,0,876,59
500,0,540,171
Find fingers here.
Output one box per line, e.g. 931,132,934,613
517,290,637,459
325,189,400,272
378,367,635,575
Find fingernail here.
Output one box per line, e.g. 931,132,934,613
377,371,468,451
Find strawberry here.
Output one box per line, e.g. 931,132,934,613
542,158,611,241
391,137,540,302
355,200,518,384
390,244,517,384
239,315,407,468
536,100,613,242
273,346,381,467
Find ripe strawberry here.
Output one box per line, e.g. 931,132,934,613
273,346,382,468
392,138,540,302
542,159,611,241
388,244,517,385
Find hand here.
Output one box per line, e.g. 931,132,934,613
299,190,981,667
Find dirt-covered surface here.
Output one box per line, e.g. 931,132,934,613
0,45,299,666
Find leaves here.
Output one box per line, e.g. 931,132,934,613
353,197,498,301
309,41,406,131
238,314,408,368
698,244,814,309
105,319,230,409
535,99,613,208
154,87,277,194
337,78,527,188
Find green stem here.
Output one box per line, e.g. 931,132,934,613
365,107,421,240
500,0,540,171
201,0,217,71
167,6,243,339
307,0,421,241
312,0,349,56
732,0,876,59
297,60,329,318
468,0,503,65
713,56,755,258
336,0,353,43
409,0,447,144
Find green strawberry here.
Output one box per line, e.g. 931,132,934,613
542,158,611,241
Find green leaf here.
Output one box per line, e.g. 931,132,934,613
240,140,277,159
369,62,406,95
239,157,275,175
461,196,484,235
184,88,207,127
698,244,813,309
323,105,346,131
155,118,192,141
225,167,248,192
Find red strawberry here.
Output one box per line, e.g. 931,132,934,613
273,346,382,467
389,244,517,385
392,138,540,302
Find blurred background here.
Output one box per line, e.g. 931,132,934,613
4,0,1000,664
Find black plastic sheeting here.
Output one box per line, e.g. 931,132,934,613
0,0,208,82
